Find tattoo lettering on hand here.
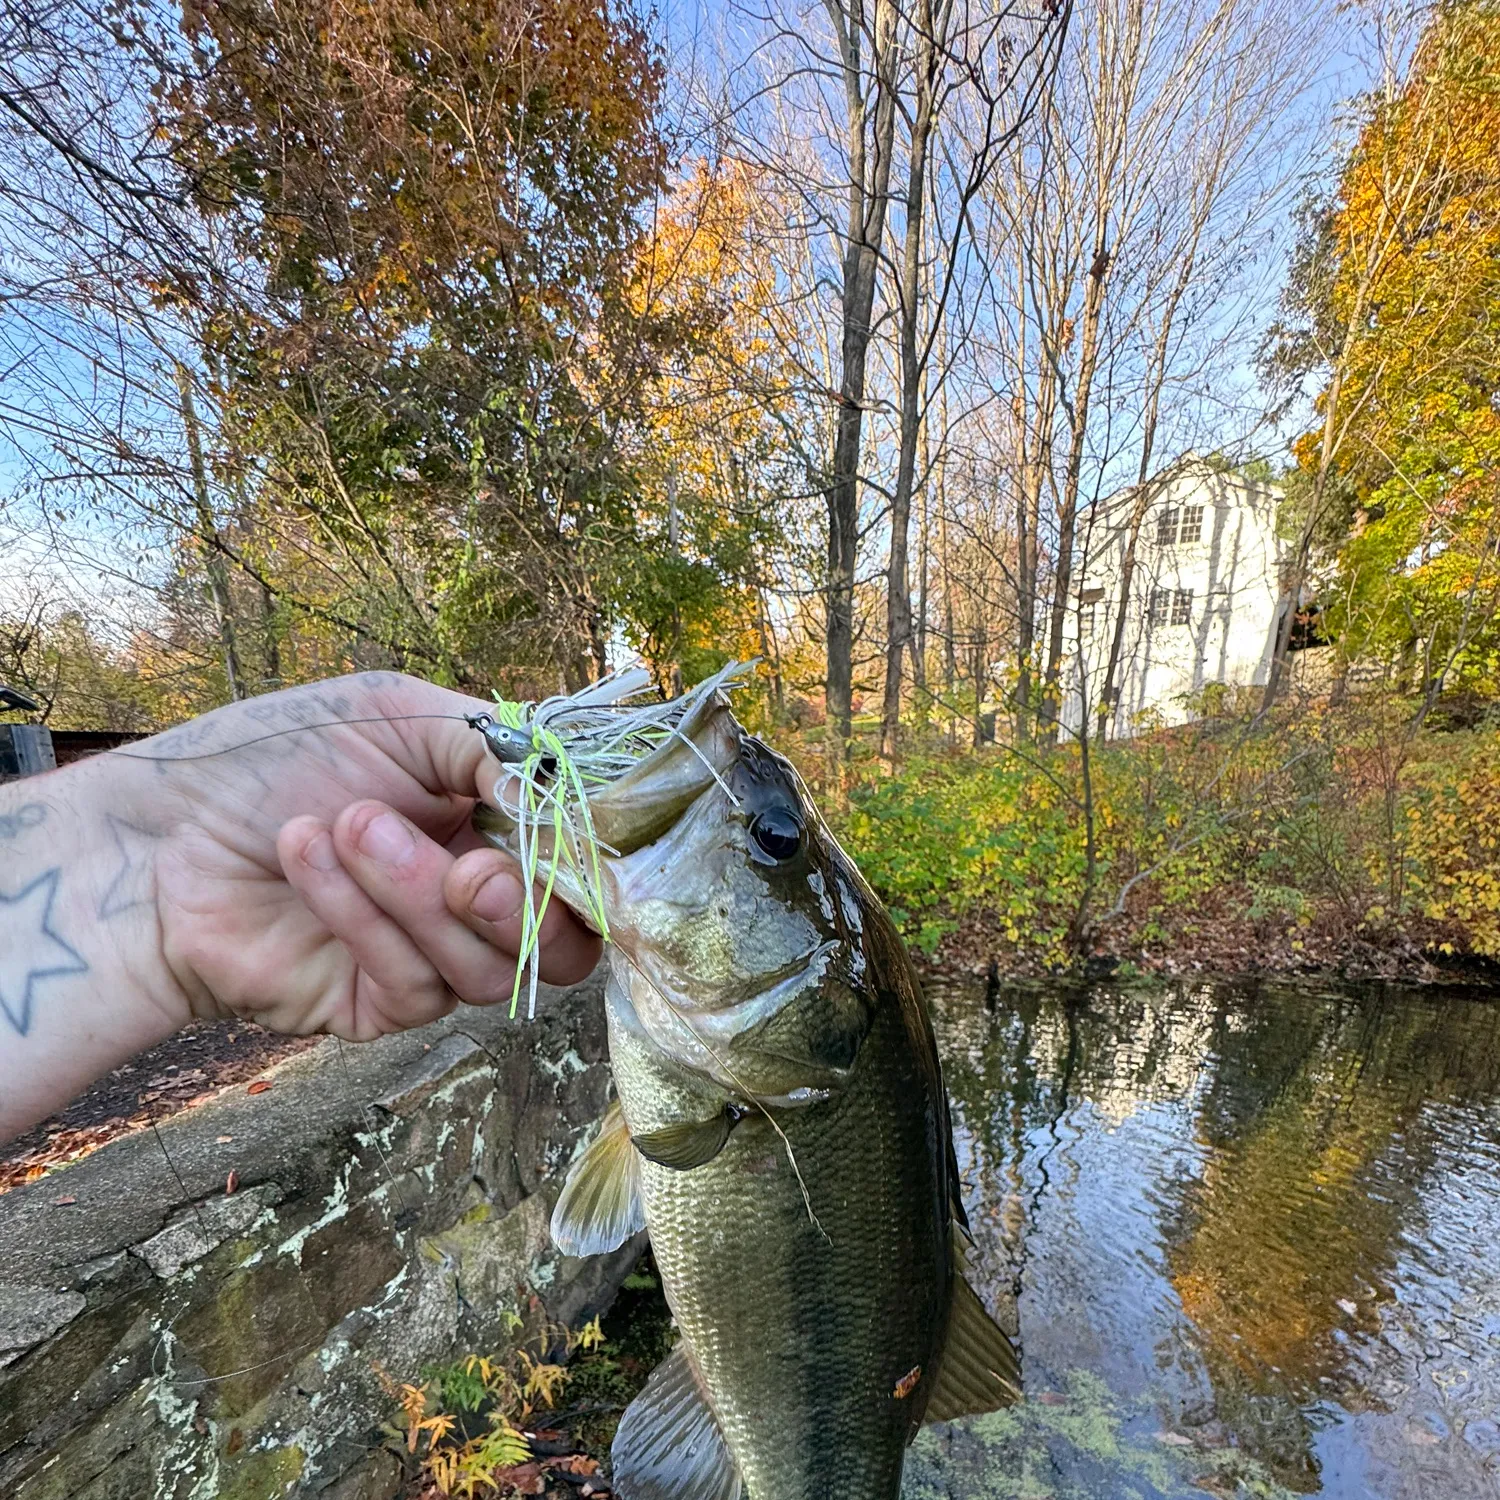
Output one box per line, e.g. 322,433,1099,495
0,869,88,1037
99,815,163,920
0,803,47,843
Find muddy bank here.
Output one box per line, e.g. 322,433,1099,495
930,891,1500,991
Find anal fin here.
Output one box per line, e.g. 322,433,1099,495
612,1342,744,1500
924,1255,1023,1422
550,1099,645,1257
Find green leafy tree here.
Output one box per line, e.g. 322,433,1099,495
167,0,675,691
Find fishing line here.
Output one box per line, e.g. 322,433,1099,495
148,1114,218,1245
107,713,475,762
336,1035,413,1214
617,946,829,1245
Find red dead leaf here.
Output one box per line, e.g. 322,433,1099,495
53,1196,77,1206
225,1170,239,1195
495,1462,546,1494
246,1081,272,1095
892,1365,922,1400
558,1455,601,1475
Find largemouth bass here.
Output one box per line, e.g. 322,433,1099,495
476,683,1019,1500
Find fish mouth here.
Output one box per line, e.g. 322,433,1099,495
620,937,843,1027
473,691,743,868
618,939,854,1099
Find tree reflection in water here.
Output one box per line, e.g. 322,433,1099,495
930,978,1500,1499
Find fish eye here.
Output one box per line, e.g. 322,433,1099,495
748,807,803,864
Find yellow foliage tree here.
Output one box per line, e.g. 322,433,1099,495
1271,1,1500,698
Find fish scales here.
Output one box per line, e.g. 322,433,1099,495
609,958,951,1499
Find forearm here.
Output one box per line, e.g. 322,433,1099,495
0,759,186,1143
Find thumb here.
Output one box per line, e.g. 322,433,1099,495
358,674,508,806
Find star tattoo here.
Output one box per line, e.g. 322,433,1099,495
0,869,89,1037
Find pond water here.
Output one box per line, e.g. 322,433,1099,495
907,977,1500,1500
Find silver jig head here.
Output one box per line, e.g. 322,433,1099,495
466,713,557,778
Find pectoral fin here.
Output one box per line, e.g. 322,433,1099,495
632,1109,737,1170
550,1099,645,1257
924,1266,1023,1422
612,1343,744,1500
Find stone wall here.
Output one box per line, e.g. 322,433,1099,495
0,975,636,1500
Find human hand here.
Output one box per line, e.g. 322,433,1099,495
0,673,602,1139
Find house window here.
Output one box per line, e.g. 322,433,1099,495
1171,588,1193,626
1179,505,1204,543
1155,508,1180,546
1147,587,1171,626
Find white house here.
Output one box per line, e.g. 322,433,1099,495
1059,457,1287,738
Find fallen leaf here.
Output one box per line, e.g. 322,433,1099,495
216,1135,234,1144
495,1462,546,1494
892,1365,923,1400
225,1170,239,1195
53,1196,77,1206
226,1427,244,1455
558,1455,600,1475
246,1081,272,1095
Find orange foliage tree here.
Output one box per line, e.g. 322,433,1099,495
163,0,677,694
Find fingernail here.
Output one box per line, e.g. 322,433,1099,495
302,830,340,872
470,869,524,926
359,811,416,866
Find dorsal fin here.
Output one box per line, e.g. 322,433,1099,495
612,1343,744,1500
948,1132,972,1237
550,1099,645,1257
924,1249,1023,1423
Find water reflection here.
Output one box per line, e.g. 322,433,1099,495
927,978,1500,1499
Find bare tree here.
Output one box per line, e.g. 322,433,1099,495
716,0,1059,764
954,0,1330,746
878,0,1065,762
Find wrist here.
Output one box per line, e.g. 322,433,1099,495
0,758,189,1141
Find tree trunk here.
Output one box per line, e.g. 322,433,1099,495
970,621,989,747
1039,242,1110,743
913,423,932,709
880,0,940,764
176,365,245,702
260,581,281,690
1098,246,1199,741
824,0,898,754
1262,331,1354,712
1096,478,1153,741
940,498,958,747
1014,331,1056,740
